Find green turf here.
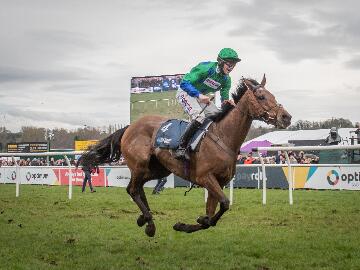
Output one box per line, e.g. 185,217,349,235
0,185,359,270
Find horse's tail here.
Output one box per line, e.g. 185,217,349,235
79,125,129,168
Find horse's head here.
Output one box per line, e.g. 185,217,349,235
242,74,292,128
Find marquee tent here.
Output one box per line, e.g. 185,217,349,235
240,140,272,154
243,128,356,146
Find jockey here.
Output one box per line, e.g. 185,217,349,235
174,48,241,160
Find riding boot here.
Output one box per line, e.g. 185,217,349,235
174,120,202,160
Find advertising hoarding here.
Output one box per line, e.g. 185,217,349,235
1,165,359,190
74,140,99,151
7,142,48,153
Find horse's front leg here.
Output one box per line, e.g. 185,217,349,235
173,174,229,233
198,174,229,227
196,193,218,226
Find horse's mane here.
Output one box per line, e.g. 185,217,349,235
208,78,260,122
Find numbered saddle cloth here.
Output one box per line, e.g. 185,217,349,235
154,119,212,151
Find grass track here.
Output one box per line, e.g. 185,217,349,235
0,185,359,270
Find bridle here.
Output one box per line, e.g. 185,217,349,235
242,83,283,126
257,100,283,125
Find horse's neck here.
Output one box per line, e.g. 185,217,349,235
215,94,253,152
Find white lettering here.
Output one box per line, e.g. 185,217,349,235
161,123,172,132
203,78,221,89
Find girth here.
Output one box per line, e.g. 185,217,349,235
206,132,236,158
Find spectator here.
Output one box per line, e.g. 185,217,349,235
311,156,320,164
76,158,98,193
237,152,245,164
252,157,261,164
287,151,297,164
279,154,286,164
244,152,255,164
354,123,360,144
275,151,283,164
325,127,341,145
296,151,305,164
152,177,167,195
289,155,298,164
268,157,276,164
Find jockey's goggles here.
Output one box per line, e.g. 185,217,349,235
224,61,238,68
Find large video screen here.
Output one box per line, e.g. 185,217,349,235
130,74,188,123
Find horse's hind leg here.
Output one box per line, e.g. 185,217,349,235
136,187,150,227
126,177,156,237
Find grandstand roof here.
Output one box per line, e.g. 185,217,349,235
242,128,357,148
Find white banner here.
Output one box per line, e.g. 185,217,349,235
0,165,357,190
0,166,59,185
18,167,58,185
1,167,17,184
305,166,360,190
0,166,175,188
106,167,174,188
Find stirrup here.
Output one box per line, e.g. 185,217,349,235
174,147,187,160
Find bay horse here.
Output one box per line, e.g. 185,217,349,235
81,75,291,237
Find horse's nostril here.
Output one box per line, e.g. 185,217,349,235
282,114,292,123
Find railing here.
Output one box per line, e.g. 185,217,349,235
0,151,83,199
2,145,360,205
252,144,360,205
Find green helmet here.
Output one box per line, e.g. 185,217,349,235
218,48,241,63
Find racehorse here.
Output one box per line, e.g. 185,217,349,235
80,75,291,237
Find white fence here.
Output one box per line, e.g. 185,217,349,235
1,145,359,205
0,151,177,200
252,144,360,205
0,151,84,199
0,164,175,199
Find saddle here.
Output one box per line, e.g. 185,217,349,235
154,118,213,151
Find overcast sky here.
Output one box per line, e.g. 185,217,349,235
1,0,359,132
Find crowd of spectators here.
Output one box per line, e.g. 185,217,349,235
1,151,320,167
237,151,320,165
131,75,183,91
0,156,127,167
0,157,75,166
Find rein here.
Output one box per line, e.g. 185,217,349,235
236,87,283,126
199,82,282,159
257,103,283,124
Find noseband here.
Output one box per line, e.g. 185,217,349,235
249,85,283,125
258,103,283,124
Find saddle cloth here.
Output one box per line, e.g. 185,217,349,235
154,119,212,151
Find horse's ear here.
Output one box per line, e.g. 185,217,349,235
243,79,254,91
260,73,266,87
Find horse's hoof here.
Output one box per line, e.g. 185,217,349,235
173,222,186,231
197,216,210,226
209,219,218,227
145,223,156,237
137,215,146,227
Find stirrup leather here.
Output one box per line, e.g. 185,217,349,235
174,120,201,160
